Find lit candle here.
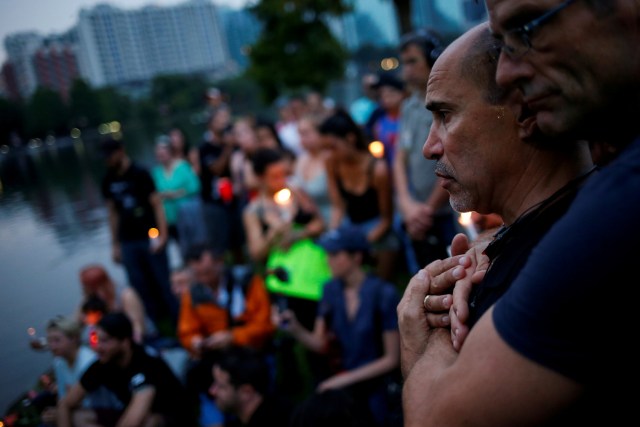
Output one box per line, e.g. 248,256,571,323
368,141,385,159
148,227,160,250
274,188,293,221
458,212,478,241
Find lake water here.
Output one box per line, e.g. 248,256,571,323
0,133,165,413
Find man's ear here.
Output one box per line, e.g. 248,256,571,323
512,104,540,141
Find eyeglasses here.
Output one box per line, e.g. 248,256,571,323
501,0,577,59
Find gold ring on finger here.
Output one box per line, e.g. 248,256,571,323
423,294,431,309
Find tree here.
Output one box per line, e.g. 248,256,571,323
0,97,24,144
25,88,69,138
69,79,102,129
247,0,350,103
150,74,209,115
95,87,132,123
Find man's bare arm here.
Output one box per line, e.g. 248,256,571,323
402,308,582,427
116,387,155,427
57,383,86,427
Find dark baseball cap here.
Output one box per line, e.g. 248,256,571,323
100,138,123,157
97,312,133,341
318,225,370,254
371,73,405,91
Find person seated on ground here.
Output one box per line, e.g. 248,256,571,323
38,316,97,426
177,244,275,425
77,264,149,344
209,346,293,427
56,312,194,427
272,225,401,427
170,265,194,298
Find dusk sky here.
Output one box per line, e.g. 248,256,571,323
0,0,250,63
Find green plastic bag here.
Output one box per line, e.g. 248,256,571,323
265,238,331,301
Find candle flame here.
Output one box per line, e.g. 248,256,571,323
458,211,473,226
368,141,385,158
148,228,159,239
274,188,292,205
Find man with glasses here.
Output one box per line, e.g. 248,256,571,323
399,1,639,425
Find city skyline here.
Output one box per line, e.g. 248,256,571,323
0,0,250,64
1,0,468,65
0,0,474,101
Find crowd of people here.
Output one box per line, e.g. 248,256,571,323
18,1,636,425
21,26,463,427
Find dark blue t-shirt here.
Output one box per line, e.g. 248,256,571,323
318,274,399,370
493,137,640,425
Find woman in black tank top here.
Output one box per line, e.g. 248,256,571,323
319,110,399,281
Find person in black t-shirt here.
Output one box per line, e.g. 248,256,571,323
100,138,179,329
57,312,194,427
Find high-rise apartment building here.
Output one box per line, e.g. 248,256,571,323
33,34,81,101
461,0,487,27
0,62,20,101
4,32,42,98
218,7,261,69
335,0,400,49
76,0,231,88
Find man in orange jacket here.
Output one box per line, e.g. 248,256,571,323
178,243,275,423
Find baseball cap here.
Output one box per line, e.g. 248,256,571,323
371,73,405,91
318,225,370,254
97,312,133,341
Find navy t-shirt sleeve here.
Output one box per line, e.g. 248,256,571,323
493,143,640,383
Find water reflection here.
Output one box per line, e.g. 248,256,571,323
0,130,157,412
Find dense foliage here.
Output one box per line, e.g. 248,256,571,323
247,0,350,103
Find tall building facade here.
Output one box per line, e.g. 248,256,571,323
76,0,231,88
1,62,20,100
4,32,42,99
33,34,81,101
412,0,461,35
331,0,400,50
461,0,487,28
218,7,261,68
